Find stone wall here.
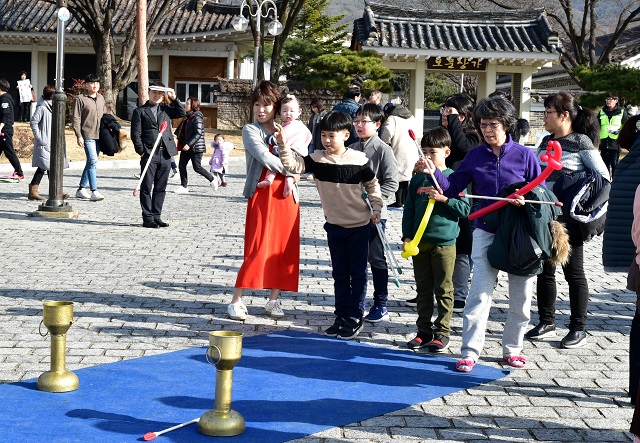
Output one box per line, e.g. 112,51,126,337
215,79,342,130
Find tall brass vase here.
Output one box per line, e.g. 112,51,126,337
36,301,79,393
199,331,245,436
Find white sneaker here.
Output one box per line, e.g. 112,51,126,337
210,177,219,191
76,188,91,199
264,299,285,318
90,190,104,201
174,186,189,194
227,302,248,320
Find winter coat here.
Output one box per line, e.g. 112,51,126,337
131,99,185,157
332,98,360,145
379,106,421,182
603,131,640,271
486,184,562,276
178,111,206,153
210,141,233,174
444,114,481,169
30,97,52,170
308,110,327,151
552,168,610,242
98,114,122,156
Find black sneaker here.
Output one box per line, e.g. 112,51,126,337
336,318,364,340
560,330,587,349
325,317,345,337
405,297,417,307
453,300,465,313
407,332,433,349
525,322,556,339
428,334,450,353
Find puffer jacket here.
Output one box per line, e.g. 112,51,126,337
603,132,640,271
180,111,206,153
485,183,562,276
553,168,610,242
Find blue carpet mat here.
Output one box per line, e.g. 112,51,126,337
0,330,507,442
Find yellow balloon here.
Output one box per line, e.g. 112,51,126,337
401,198,435,259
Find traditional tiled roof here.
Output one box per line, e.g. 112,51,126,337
0,0,239,38
353,1,561,56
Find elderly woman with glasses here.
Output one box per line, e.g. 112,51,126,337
421,95,542,373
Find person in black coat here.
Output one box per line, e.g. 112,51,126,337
131,82,185,228
0,78,24,179
174,96,216,193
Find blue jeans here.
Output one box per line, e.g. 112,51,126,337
80,139,100,190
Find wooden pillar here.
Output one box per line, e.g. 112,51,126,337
136,0,149,105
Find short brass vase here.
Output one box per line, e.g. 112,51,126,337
199,331,245,436
36,301,79,392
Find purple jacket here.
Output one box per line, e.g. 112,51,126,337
433,135,543,233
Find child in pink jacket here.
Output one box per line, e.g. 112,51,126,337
209,133,233,189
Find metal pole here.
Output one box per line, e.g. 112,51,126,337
36,4,75,216
253,10,260,88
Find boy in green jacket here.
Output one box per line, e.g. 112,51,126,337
402,127,470,352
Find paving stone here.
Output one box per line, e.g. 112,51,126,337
0,165,636,442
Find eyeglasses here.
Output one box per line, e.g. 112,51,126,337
606,97,618,101
479,122,501,130
543,110,559,117
353,120,374,126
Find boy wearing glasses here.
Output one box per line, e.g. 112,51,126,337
278,110,383,340
403,127,470,352
350,103,399,322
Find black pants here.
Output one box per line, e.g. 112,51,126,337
178,149,213,187
139,149,171,221
20,102,30,123
631,310,640,402
600,148,620,178
390,181,409,207
535,224,588,330
30,167,47,186
0,133,23,175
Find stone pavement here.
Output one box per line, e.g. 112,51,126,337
0,161,635,442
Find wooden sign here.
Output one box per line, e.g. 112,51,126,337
427,57,487,71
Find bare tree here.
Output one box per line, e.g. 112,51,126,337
420,0,640,87
45,0,187,110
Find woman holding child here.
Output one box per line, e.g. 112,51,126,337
422,95,542,372
227,81,300,321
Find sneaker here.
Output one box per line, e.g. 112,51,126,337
210,177,219,191
264,299,284,318
525,322,557,340
227,301,248,320
325,317,345,337
12,172,24,180
170,168,178,178
453,300,465,313
76,188,91,199
336,317,364,340
405,297,417,307
364,306,389,323
427,334,450,353
174,186,189,194
221,182,228,187
90,190,104,201
134,173,141,178
560,329,587,349
407,332,433,349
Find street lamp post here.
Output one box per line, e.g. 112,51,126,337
231,0,283,88
34,0,77,218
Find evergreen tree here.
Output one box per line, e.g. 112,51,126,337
573,64,640,107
